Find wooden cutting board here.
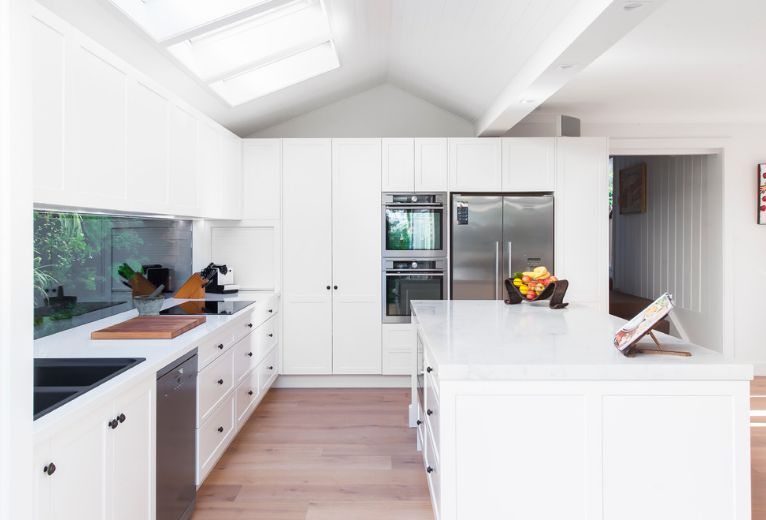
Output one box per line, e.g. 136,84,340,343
91,316,207,340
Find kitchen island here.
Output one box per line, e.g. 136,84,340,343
411,300,752,520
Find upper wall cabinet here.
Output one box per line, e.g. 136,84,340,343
242,139,282,220
382,138,415,192
30,5,240,219
415,138,448,192
501,138,555,192
448,138,502,192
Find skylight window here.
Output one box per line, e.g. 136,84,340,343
108,0,339,105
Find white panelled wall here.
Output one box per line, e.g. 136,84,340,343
612,154,723,352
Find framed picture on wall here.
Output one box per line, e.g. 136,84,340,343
619,163,647,214
759,163,766,225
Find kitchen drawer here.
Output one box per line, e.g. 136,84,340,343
232,335,256,384
197,329,232,370
231,312,255,346
253,315,278,361
258,347,279,394
251,297,278,329
198,348,233,425
235,369,259,428
425,372,440,455
198,395,234,484
424,426,441,520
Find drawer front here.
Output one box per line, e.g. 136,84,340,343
232,334,256,384
198,348,233,425
197,330,231,370
425,371,440,449
258,347,279,394
235,369,259,427
251,297,278,329
253,315,278,362
198,395,234,483
231,312,255,346
424,427,441,519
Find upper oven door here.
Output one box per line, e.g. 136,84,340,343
382,193,446,258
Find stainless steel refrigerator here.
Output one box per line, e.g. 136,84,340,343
451,194,554,300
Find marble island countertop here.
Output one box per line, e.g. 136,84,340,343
411,300,752,381
33,291,279,434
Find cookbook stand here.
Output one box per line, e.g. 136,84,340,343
626,326,691,357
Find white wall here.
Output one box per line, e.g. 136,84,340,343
249,84,474,138
583,121,766,368
612,154,723,352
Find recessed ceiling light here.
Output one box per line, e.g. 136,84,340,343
558,64,576,71
623,2,645,11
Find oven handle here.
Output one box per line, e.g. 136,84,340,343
385,272,445,276
384,204,445,209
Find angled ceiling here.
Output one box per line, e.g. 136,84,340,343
541,0,766,124
40,0,665,136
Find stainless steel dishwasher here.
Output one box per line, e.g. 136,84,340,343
157,349,198,520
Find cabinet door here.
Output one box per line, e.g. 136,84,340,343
198,122,224,218
332,139,382,374
66,38,128,205
501,138,555,192
33,439,52,520
415,138,448,192
382,138,414,192
554,137,609,311
242,139,281,220
448,138,502,192
48,405,110,520
109,381,154,520
30,9,66,198
126,79,170,207
222,133,242,219
168,105,200,215
282,139,333,374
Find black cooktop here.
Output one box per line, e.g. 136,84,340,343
159,300,256,316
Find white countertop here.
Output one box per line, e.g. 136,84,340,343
34,291,278,434
411,300,752,381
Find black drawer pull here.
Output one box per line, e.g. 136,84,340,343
108,418,119,429
268,309,273,313
217,343,224,350
268,333,273,338
43,463,56,476
426,466,434,474
248,390,254,396
118,413,126,423
217,426,224,433
416,419,422,426
247,323,253,328
267,365,274,370
426,409,433,416
247,352,253,357
217,379,224,385
426,366,433,373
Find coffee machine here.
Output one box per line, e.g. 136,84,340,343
201,263,239,294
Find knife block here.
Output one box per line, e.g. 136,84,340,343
174,273,206,299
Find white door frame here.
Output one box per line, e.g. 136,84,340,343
609,137,731,360
0,0,33,517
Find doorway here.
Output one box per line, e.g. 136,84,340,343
608,154,724,352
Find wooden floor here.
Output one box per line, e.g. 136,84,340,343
192,388,433,520
194,380,766,519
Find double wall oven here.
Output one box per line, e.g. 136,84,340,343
382,193,447,323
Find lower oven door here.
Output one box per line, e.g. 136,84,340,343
383,271,445,323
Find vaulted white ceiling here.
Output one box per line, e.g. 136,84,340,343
39,0,664,136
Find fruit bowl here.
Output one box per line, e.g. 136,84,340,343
504,266,569,309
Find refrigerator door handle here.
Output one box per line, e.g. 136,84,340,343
494,241,500,299
507,241,512,278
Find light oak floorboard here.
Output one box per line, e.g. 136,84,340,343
192,388,433,520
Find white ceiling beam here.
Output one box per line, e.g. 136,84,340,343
476,0,665,137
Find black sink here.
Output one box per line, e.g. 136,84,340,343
33,358,145,420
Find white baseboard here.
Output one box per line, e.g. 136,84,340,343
273,374,411,388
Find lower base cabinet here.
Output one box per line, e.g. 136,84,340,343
34,378,155,520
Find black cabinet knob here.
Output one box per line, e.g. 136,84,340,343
247,323,253,328
43,463,56,476
248,390,254,396
217,379,224,385
108,419,118,429
333,286,338,290
427,409,433,416
268,309,273,313
247,352,253,357
426,466,434,474
267,365,274,370
118,413,126,423
217,343,224,350
426,366,433,373
326,285,331,290
416,419,422,426
268,333,273,338
217,426,224,433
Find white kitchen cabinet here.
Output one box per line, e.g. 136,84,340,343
501,137,555,192
34,378,154,520
448,138,501,192
222,133,243,220
415,138,448,192
331,139,382,374
282,139,334,374
198,123,225,218
382,323,416,375
126,79,170,208
242,139,282,220
554,137,609,312
168,104,200,215
382,138,414,192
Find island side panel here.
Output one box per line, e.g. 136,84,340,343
436,379,750,520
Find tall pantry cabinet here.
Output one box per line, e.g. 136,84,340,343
281,139,382,375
